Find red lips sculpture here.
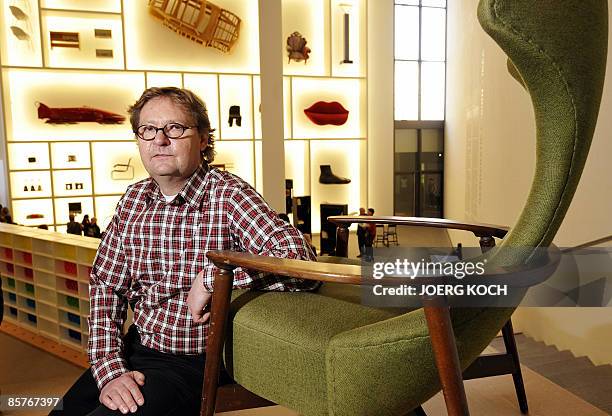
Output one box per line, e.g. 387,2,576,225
304,101,349,126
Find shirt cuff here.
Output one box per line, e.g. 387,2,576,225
90,353,130,390
202,273,215,292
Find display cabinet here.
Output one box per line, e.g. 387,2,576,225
1,0,368,234
0,223,98,353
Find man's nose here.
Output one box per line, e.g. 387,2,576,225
152,129,171,145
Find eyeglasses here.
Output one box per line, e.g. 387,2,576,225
135,123,196,141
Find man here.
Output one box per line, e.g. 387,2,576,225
66,214,82,235
86,217,102,238
51,87,317,415
356,207,366,257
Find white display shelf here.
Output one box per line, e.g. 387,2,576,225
0,223,99,354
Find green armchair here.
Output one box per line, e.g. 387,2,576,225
200,0,607,415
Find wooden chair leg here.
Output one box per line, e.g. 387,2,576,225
201,267,235,416
501,319,528,414
423,298,470,416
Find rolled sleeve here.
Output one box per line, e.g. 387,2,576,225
222,184,319,291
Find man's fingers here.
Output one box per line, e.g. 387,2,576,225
107,390,130,414
131,371,146,387
101,394,118,411
124,373,145,406
202,311,211,323
116,381,139,413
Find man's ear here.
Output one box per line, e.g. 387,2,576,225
200,132,208,152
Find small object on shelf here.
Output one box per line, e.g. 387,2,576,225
50,31,80,48
94,28,112,38
36,102,125,124
340,4,354,64
26,213,44,219
68,202,82,213
30,185,35,191
10,26,30,41
111,157,134,180
67,312,80,325
9,5,28,21
66,183,73,190
228,105,241,127
67,154,77,162
66,296,79,309
148,0,241,53
23,185,28,192
75,182,83,190
286,31,311,63
319,164,351,184
304,101,349,126
95,48,113,58
65,279,78,291
27,156,36,163
37,184,42,191
67,328,81,341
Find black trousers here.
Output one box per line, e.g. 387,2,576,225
49,326,205,416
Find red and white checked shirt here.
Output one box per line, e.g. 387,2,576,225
88,164,318,389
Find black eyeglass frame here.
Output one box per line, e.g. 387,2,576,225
134,123,197,141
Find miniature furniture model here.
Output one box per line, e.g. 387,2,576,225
199,0,607,415
111,158,134,180
147,0,241,53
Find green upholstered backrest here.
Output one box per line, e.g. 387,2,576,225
477,0,608,253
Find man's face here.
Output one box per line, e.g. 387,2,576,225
359,208,366,215
137,97,207,184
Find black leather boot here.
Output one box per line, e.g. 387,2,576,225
319,165,351,184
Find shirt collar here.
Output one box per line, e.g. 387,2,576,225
144,162,210,209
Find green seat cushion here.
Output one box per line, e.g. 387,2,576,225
225,284,512,416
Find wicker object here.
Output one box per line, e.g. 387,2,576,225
148,0,241,53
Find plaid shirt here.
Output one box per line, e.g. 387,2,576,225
88,164,318,389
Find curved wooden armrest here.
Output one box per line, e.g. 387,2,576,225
328,216,509,239
206,250,363,284
206,246,561,289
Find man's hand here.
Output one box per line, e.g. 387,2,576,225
187,270,212,323
99,371,145,414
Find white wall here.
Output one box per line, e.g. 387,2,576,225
446,1,612,364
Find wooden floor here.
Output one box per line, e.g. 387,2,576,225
0,332,607,416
